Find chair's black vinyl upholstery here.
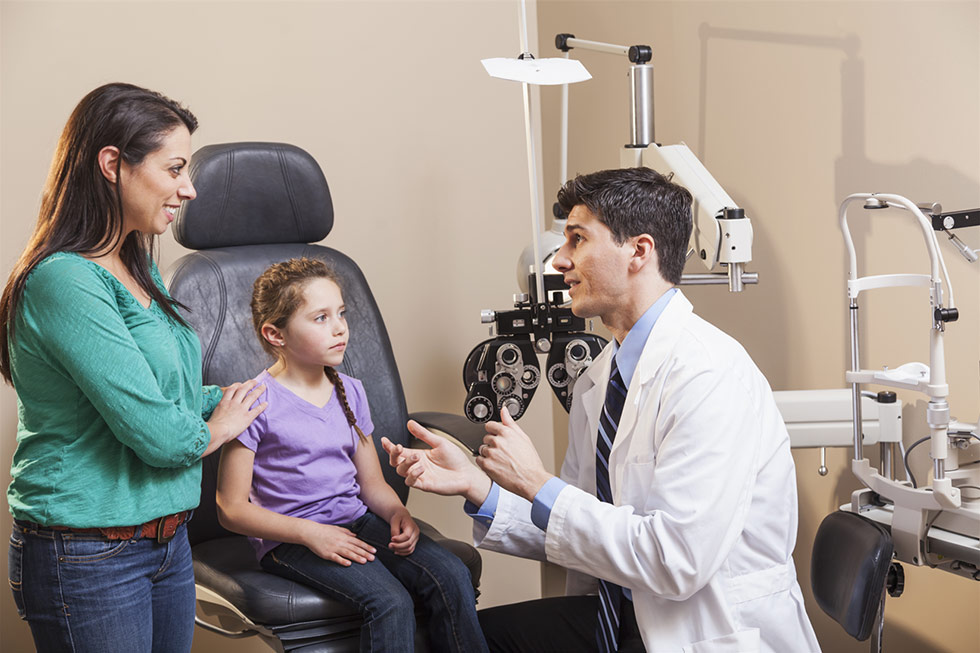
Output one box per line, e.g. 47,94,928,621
165,142,480,650
811,510,893,641
174,142,333,249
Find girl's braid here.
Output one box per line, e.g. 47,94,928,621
324,366,367,442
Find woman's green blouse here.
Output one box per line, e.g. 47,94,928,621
7,253,222,527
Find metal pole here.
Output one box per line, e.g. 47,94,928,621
850,299,864,460
563,37,629,57
629,64,655,146
560,52,569,187
679,272,759,286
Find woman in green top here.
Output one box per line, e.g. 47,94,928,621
1,83,267,652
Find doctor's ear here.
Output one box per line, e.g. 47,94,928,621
97,146,121,184
629,234,657,272
261,324,285,348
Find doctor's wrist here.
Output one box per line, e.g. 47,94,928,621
518,471,555,503
463,473,493,507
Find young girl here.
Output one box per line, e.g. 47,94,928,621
216,257,487,653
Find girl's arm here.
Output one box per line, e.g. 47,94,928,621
353,435,419,555
216,440,377,566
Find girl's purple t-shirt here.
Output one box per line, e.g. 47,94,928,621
236,369,375,560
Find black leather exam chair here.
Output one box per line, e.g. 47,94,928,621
811,510,904,652
165,142,485,652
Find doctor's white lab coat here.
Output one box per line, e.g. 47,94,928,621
474,291,820,652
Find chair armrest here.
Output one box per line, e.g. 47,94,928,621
408,411,485,456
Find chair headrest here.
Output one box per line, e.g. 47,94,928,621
172,142,333,250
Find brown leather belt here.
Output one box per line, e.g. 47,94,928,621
50,511,189,544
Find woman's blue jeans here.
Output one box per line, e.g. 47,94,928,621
262,511,487,653
8,519,196,653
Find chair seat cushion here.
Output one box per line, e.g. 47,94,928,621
194,536,356,625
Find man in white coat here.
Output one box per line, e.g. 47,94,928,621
383,167,819,652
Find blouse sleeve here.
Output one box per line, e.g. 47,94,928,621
201,385,222,420
17,258,209,468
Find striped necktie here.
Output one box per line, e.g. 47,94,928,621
596,356,627,652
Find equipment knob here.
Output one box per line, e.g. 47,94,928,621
886,562,905,598
481,310,496,324
934,307,959,323
501,397,522,417
465,396,494,423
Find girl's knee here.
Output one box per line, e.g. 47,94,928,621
434,555,476,602
365,582,414,620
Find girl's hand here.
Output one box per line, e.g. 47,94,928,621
388,508,419,556
204,381,267,456
302,522,377,566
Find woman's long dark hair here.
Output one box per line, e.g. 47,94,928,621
0,83,198,383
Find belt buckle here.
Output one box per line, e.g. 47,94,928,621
156,514,178,544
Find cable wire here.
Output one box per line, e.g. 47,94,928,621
903,436,931,488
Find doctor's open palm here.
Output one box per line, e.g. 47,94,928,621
382,421,480,497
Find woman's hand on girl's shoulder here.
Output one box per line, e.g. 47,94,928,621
388,508,419,556
203,380,267,456
301,522,377,566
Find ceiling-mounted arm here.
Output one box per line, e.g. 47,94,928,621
555,34,655,148
555,32,757,293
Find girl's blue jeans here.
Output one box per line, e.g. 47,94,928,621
262,510,488,653
8,519,195,652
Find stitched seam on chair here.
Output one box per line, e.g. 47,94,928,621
196,253,227,377
277,148,305,239
213,151,234,246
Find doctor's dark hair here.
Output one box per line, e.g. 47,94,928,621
0,82,198,384
251,257,367,443
556,167,693,285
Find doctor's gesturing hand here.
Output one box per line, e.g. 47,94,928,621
477,408,553,502
381,421,492,505
381,409,553,506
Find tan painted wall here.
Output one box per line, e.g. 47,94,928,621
537,1,979,651
2,0,978,652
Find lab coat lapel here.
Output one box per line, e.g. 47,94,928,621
579,342,614,451
608,291,693,461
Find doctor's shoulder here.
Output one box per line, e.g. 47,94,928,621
674,313,754,373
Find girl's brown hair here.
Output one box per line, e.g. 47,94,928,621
251,257,366,442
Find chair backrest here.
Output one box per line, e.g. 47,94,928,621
165,143,412,547
810,510,894,641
